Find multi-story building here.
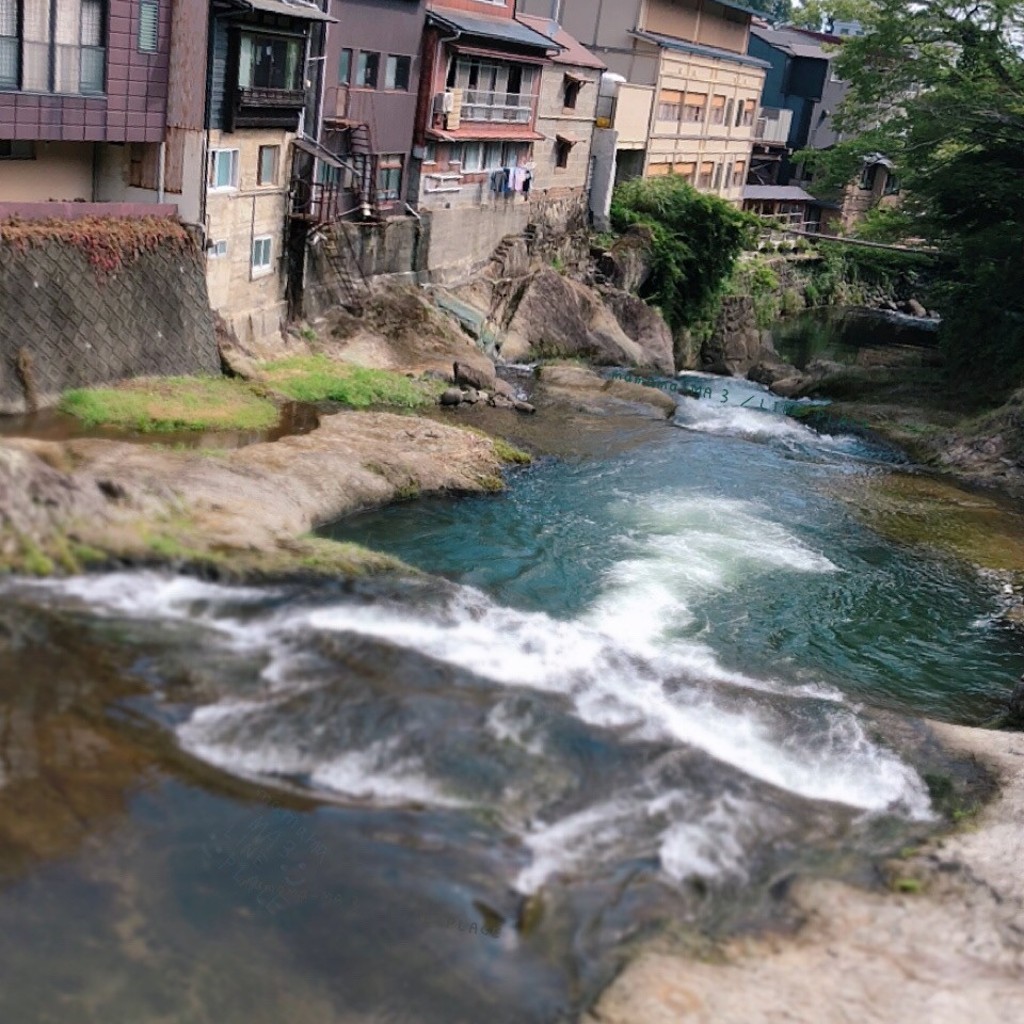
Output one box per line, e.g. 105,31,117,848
516,12,604,200
526,0,768,204
0,0,188,214
203,0,332,350
411,1,559,274
316,0,428,221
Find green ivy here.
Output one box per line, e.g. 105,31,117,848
609,176,756,331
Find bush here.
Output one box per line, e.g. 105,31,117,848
609,175,755,330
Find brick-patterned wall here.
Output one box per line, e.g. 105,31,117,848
0,234,218,413
0,0,172,144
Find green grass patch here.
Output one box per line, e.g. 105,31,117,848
262,355,441,408
60,376,278,432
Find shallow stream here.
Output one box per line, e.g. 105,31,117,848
0,371,1021,1023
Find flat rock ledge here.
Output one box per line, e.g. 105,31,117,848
585,722,1024,1024
0,410,508,576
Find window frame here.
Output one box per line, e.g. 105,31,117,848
384,54,411,91
257,144,280,186
339,47,352,85
251,235,274,277
554,138,571,169
208,148,240,191
355,50,380,89
376,152,403,202
208,239,229,258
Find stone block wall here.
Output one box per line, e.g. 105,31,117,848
0,228,218,413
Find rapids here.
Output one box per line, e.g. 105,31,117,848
0,372,1020,1023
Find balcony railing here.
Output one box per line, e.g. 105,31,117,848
754,106,793,145
460,89,536,124
238,87,305,109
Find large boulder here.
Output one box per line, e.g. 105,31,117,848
701,296,777,377
595,225,655,294
504,269,658,370
599,288,675,374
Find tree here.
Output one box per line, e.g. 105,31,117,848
743,0,794,23
609,177,756,332
801,1,1024,389
790,1,879,32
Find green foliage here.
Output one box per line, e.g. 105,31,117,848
742,0,793,22
729,256,782,329
262,355,441,408
801,0,1024,394
609,175,755,331
854,205,917,244
60,376,279,432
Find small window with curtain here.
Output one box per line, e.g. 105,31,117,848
683,93,707,123
376,154,403,201
339,48,352,85
710,95,727,125
0,0,18,89
385,55,411,91
138,1,159,53
647,162,671,177
657,89,681,122
732,159,746,185
355,51,379,89
698,161,714,188
258,145,279,186
674,161,696,183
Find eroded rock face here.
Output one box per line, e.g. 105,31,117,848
701,296,777,377
599,288,675,375
595,225,655,294
504,269,672,372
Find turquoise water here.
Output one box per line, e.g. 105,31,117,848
0,371,1020,1023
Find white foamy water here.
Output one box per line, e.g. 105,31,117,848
674,400,845,448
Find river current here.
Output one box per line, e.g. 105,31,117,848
0,372,1021,1023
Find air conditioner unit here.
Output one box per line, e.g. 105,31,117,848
434,91,455,115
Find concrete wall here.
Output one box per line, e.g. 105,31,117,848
0,229,218,413
204,127,292,352
589,126,618,230
0,142,94,201
425,191,587,282
614,84,655,148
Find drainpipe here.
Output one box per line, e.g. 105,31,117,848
158,140,166,204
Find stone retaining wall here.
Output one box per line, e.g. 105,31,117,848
0,228,218,413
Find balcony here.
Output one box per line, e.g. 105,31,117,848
460,89,537,125
232,87,307,130
754,107,793,146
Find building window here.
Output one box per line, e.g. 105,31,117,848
710,94,727,125
462,141,483,172
385,54,411,91
138,0,159,53
339,47,352,85
423,142,436,164
674,161,696,184
732,159,746,186
698,160,714,188
258,144,279,185
683,92,707,123
563,74,583,110
376,153,402,201
239,33,303,92
0,0,18,88
712,162,723,189
355,50,379,88
209,239,228,258
208,148,239,190
447,57,536,123
657,89,681,122
0,140,35,158
736,99,755,127
252,235,273,276
8,0,107,95
554,139,570,169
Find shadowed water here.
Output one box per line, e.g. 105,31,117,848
0,376,1020,1023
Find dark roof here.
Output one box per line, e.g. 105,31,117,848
632,31,771,70
750,25,834,61
743,185,817,202
428,7,558,53
516,15,606,70
241,0,335,22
